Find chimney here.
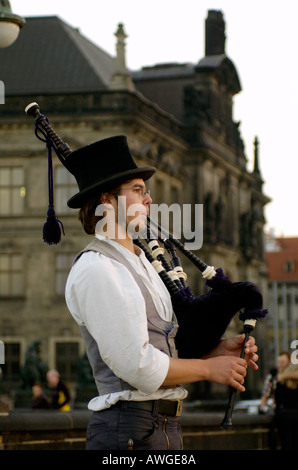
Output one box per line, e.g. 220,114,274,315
205,10,226,56
109,23,135,92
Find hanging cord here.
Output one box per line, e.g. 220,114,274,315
35,118,65,245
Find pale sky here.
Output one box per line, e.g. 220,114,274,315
6,0,298,237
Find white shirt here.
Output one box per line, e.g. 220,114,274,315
65,235,187,411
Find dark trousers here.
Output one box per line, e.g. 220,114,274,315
86,401,183,450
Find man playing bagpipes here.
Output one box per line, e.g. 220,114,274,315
62,136,259,450
25,104,263,450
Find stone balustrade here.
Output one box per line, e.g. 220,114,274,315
0,409,279,451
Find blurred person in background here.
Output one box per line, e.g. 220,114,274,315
46,369,70,412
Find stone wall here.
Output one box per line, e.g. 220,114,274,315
0,410,279,451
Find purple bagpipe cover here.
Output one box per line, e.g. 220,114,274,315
172,268,268,358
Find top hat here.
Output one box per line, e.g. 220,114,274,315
64,135,156,208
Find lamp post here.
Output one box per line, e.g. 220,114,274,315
0,0,25,48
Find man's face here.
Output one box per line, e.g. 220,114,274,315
277,354,290,371
115,178,152,237
32,384,43,397
46,372,59,388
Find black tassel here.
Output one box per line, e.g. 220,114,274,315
43,205,65,245
35,121,65,245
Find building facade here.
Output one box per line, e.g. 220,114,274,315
266,235,298,366
0,11,270,399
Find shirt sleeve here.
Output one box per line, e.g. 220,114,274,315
261,374,273,397
65,252,170,395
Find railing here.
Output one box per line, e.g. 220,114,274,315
0,409,279,451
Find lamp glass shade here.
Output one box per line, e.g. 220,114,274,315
0,21,19,48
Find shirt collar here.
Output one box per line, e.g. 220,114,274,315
95,233,143,258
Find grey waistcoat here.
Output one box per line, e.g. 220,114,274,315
73,238,178,397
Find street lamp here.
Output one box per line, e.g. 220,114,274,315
0,0,25,48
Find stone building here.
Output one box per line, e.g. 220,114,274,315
0,10,270,398
266,235,298,365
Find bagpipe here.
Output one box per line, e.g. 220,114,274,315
25,102,268,429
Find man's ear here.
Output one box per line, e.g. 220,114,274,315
100,192,113,204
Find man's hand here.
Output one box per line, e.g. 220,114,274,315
204,355,248,392
204,334,259,371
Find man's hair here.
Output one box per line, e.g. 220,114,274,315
78,186,121,235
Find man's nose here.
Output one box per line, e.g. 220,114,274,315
143,192,152,205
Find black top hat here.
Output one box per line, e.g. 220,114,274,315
65,135,156,208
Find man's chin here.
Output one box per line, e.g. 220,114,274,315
128,222,147,239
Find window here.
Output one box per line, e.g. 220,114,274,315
0,167,25,215
155,179,164,203
55,342,79,381
284,259,295,273
56,253,74,295
1,342,21,381
171,185,180,204
0,254,24,297
55,166,77,214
